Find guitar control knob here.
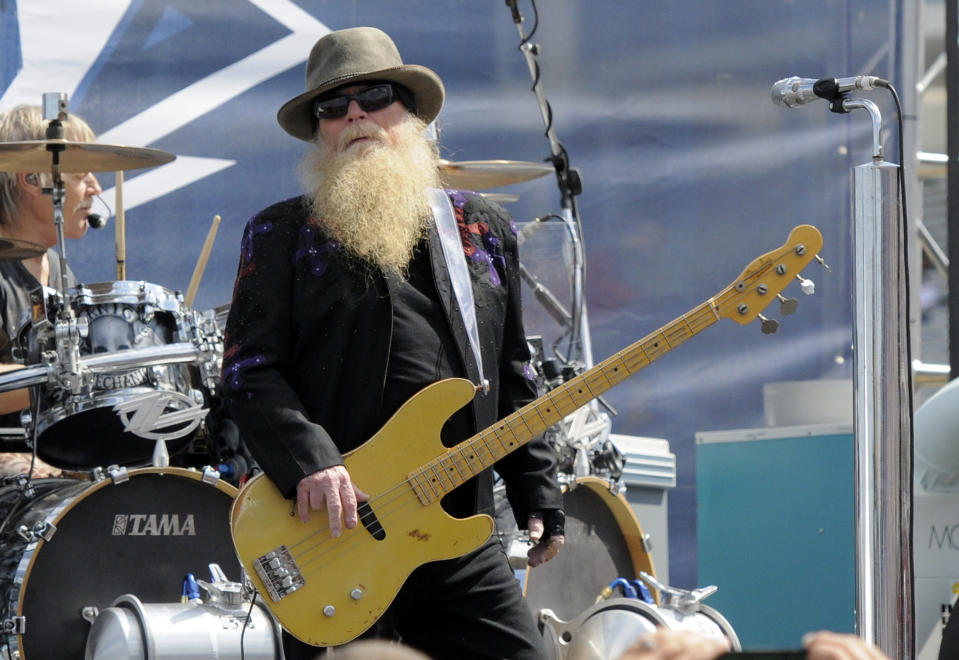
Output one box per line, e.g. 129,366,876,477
350,588,364,600
323,605,336,617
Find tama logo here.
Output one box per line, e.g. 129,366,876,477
113,513,196,536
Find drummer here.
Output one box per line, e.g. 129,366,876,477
0,105,102,475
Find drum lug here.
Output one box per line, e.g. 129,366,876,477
641,533,653,554
1,616,25,635
16,520,55,543
201,465,221,486
107,465,130,484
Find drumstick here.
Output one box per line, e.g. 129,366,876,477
115,170,126,280
185,214,221,308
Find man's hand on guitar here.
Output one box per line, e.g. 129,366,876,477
527,508,565,567
296,465,370,537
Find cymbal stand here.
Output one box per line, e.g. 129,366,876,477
41,93,82,393
506,2,613,475
506,0,590,369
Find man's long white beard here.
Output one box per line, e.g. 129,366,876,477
299,115,441,276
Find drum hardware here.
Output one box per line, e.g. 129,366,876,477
0,467,242,659
537,572,739,660
479,192,521,204
437,159,554,190
84,563,283,660
537,593,741,660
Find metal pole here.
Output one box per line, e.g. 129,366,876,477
849,100,914,660
948,0,959,382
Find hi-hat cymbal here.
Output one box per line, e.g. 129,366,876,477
0,237,46,261
0,139,176,173
438,159,553,190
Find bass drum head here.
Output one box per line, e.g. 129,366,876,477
0,468,240,660
524,476,656,622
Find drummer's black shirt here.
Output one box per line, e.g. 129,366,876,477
0,249,75,361
0,249,75,431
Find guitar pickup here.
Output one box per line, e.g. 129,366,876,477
253,545,306,602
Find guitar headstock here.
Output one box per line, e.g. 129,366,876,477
716,225,825,333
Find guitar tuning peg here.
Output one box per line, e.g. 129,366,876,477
795,275,815,295
777,294,798,315
815,254,831,272
758,314,779,334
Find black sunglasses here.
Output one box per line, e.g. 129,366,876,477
313,84,396,119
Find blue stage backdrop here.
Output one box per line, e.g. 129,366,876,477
1,0,905,591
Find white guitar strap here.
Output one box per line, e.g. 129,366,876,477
429,188,489,394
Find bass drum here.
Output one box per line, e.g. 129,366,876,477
22,281,223,469
523,476,656,622
0,467,240,660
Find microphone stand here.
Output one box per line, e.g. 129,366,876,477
506,2,591,370
840,97,914,660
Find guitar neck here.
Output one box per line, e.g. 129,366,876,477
408,298,721,504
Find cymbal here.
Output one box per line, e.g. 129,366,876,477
0,139,176,173
0,237,45,260
438,159,553,190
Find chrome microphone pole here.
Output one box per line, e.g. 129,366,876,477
845,96,914,660
772,78,914,659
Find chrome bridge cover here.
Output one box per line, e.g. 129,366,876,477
253,546,305,602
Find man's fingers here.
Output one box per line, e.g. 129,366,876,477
528,517,544,542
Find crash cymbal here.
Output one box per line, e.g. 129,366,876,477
0,237,46,260
437,159,553,190
0,139,176,173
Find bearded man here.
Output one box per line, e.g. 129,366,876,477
222,27,564,660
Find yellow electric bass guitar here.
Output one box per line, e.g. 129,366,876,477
230,224,824,646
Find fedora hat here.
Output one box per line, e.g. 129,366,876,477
277,27,445,141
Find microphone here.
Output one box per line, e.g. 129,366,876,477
86,194,112,228
771,75,888,108
86,213,106,229
505,0,522,24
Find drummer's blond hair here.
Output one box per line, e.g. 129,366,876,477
0,105,96,229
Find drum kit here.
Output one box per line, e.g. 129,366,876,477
0,95,738,659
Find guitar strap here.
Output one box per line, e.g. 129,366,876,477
429,188,489,394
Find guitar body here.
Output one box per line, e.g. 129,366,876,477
230,378,495,647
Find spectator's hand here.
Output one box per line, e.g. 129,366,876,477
619,628,730,660
803,631,891,660
296,465,369,537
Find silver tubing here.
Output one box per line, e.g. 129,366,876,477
851,158,913,659
0,365,54,393
78,342,203,372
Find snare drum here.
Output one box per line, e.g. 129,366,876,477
22,281,222,469
0,467,240,660
523,476,656,622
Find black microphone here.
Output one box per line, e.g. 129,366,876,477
771,75,888,108
86,194,112,228
86,213,107,229
505,0,522,24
